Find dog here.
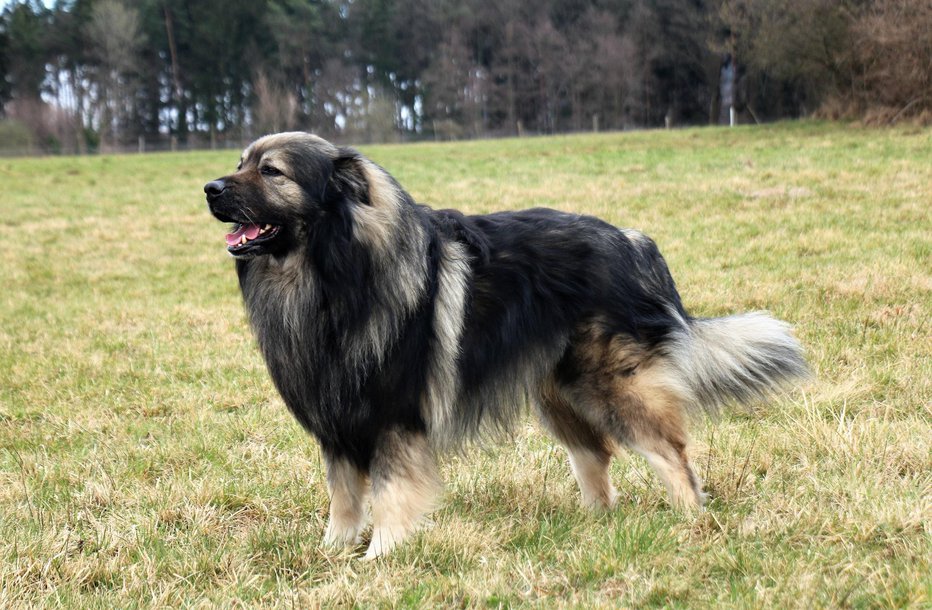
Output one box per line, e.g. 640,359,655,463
205,132,807,559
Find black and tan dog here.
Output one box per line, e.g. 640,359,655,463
205,132,807,558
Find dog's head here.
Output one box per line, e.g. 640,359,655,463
205,132,371,258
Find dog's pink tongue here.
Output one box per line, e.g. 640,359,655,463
225,223,261,246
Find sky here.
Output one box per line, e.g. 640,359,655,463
2,0,57,11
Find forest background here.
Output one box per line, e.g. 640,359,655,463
0,0,930,154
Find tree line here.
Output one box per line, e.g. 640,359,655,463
1,0,929,154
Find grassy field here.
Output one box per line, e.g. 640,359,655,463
0,121,929,608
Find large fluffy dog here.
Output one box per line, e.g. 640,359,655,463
205,132,807,559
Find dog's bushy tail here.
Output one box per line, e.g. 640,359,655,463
666,311,809,415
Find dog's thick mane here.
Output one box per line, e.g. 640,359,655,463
236,157,444,463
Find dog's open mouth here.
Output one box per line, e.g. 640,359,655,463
225,222,281,255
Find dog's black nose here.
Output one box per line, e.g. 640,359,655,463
204,179,226,196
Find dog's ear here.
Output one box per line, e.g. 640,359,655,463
328,147,370,205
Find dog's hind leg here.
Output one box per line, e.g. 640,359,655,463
363,429,442,560
534,377,618,509
606,363,705,510
562,324,704,510
322,453,369,548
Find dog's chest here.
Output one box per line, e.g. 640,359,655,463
238,260,318,361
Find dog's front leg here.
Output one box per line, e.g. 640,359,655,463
363,430,442,560
322,453,369,548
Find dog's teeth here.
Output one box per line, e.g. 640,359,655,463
240,235,247,245
264,224,272,230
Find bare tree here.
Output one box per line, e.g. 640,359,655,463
84,0,144,149
715,0,857,119
253,70,298,135
850,0,932,123
423,28,486,138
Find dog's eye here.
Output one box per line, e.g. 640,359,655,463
260,166,283,177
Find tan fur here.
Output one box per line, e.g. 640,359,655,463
365,432,442,559
534,375,617,508
534,376,612,455
623,365,704,509
348,161,405,252
257,148,291,170
340,160,429,374
424,241,470,447
350,160,427,313
621,228,651,247
545,320,705,510
253,131,334,155
322,457,369,547
322,432,445,557
567,447,618,509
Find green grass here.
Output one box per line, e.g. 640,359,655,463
1,121,929,608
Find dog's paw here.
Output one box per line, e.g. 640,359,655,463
361,525,409,560
323,518,365,548
579,484,619,510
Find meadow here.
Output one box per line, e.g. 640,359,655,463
0,121,929,608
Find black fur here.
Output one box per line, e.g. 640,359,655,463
429,208,687,438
